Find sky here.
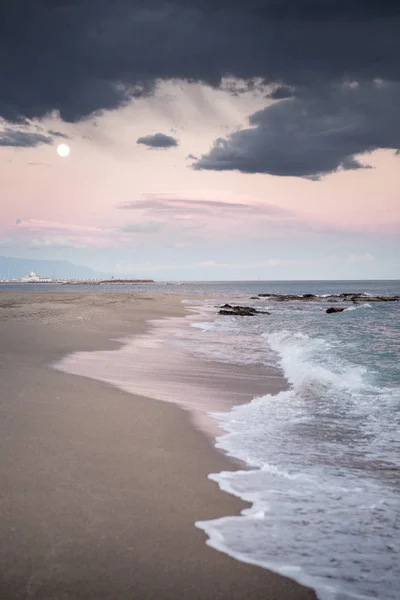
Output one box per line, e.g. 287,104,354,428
0,0,399,280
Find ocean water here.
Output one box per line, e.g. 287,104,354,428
2,278,399,298
168,281,399,600
29,279,399,599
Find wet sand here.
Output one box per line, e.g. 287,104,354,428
0,291,316,600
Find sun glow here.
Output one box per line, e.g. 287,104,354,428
57,144,70,157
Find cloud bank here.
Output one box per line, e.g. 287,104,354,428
1,1,399,124
1,1,399,177
193,82,400,178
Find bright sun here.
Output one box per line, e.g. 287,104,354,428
57,143,70,158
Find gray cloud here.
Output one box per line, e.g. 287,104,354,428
194,82,400,178
47,129,70,139
0,128,53,148
120,221,165,233
137,133,178,148
0,1,399,124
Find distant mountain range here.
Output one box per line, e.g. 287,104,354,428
0,256,111,280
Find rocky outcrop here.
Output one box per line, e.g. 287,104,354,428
219,304,270,316
326,307,346,314
257,293,312,301
334,293,399,302
256,293,400,302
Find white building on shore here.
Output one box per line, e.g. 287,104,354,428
20,271,53,283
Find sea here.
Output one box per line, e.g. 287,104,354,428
178,281,400,600
5,280,399,600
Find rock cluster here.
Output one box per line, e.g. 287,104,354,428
218,304,270,316
257,293,307,301
216,292,398,319
256,293,399,302
333,293,400,302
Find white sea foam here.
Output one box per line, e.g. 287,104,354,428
191,321,215,331
344,303,372,311
196,323,400,600
265,330,369,392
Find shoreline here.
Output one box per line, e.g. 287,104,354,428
53,299,287,440
0,291,317,599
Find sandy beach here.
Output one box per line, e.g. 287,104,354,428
0,291,317,600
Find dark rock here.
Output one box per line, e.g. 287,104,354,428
303,294,316,298
219,304,270,316
233,306,256,314
258,293,303,301
258,293,281,298
258,294,301,302
326,307,346,314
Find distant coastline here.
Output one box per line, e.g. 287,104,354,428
63,279,155,285
0,279,154,285
0,271,154,285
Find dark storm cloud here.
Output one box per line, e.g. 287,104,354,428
1,1,399,123
2,1,399,176
266,85,294,100
193,82,400,179
137,133,178,148
0,128,53,148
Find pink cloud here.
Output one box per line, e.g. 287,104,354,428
16,219,106,234
14,219,114,248
29,237,88,249
116,190,399,238
10,218,170,249
118,190,290,218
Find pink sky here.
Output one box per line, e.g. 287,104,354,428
0,81,399,279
